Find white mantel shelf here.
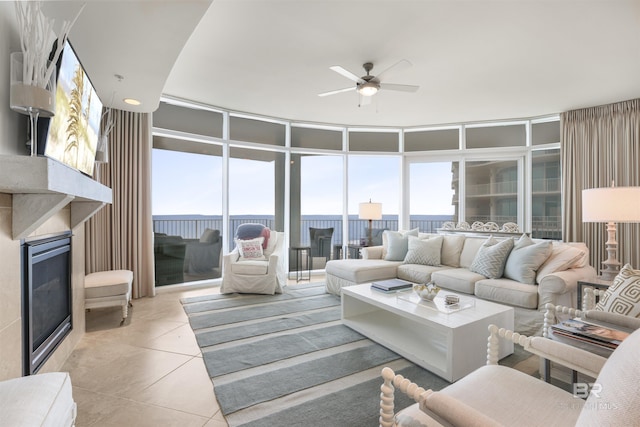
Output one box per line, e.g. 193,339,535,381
0,155,112,240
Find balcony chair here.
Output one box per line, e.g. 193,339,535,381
183,228,223,278
153,233,186,286
221,227,286,295
380,324,640,427
309,227,333,269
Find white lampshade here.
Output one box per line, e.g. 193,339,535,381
582,187,640,222
359,200,382,220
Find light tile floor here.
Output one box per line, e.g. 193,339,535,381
63,276,324,427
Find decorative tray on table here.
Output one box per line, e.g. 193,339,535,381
397,292,476,314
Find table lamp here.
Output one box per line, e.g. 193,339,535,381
582,184,640,280
359,199,382,246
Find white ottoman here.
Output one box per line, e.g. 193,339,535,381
0,372,76,427
85,270,133,322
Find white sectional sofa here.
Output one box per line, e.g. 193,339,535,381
326,231,597,335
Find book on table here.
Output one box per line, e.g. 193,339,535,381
550,318,629,349
371,278,413,293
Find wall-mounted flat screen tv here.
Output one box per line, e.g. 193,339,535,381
41,41,103,176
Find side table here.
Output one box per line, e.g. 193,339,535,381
347,243,368,259
289,246,311,282
577,277,612,311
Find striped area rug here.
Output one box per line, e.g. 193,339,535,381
181,282,450,427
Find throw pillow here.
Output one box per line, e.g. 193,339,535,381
235,223,266,240
536,243,585,282
440,234,466,267
235,237,266,261
596,264,640,317
263,232,278,257
199,228,220,244
382,229,419,260
503,234,552,285
259,227,271,249
404,235,443,266
469,236,514,279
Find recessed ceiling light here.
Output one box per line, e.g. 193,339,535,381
123,98,141,106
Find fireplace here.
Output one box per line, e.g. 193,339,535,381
22,232,73,375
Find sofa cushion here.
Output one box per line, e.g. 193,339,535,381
475,278,539,309
595,264,640,317
384,229,419,261
231,259,269,275
326,259,401,284
383,229,419,260
404,235,443,266
470,236,514,279
458,237,486,268
503,234,552,285
431,268,486,294
85,270,133,299
397,263,451,284
536,243,585,282
441,234,466,267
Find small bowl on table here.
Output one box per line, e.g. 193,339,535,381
413,283,440,301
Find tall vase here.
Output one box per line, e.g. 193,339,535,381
9,52,56,156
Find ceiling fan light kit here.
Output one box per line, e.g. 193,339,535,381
357,81,379,96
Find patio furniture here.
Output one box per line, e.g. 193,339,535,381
183,228,223,277
309,227,333,269
154,233,186,286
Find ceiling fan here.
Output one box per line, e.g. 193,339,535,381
318,60,419,105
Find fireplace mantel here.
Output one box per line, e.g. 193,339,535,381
0,155,112,240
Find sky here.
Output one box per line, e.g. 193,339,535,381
152,149,455,216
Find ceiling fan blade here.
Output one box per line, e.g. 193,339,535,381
380,83,419,93
318,87,355,97
330,65,366,84
375,59,412,82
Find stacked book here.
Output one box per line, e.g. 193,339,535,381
371,278,413,293
551,318,629,350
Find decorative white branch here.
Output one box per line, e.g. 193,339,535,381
14,1,85,88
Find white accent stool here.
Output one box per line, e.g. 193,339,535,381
0,372,77,427
84,270,133,323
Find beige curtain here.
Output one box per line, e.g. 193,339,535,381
561,98,640,271
85,110,155,298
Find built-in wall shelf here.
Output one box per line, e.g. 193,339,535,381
0,155,112,240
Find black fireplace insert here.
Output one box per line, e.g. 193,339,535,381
22,231,73,375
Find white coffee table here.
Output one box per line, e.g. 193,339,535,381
342,284,514,382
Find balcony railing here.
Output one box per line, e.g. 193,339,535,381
152,214,562,253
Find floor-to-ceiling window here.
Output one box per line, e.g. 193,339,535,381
409,161,458,231
228,146,285,248
348,154,401,242
290,125,344,267
151,97,562,286
151,102,225,286
151,142,224,286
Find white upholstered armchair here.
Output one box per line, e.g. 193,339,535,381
221,231,286,294
380,324,640,427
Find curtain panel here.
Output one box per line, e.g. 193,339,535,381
85,110,155,298
561,98,640,273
